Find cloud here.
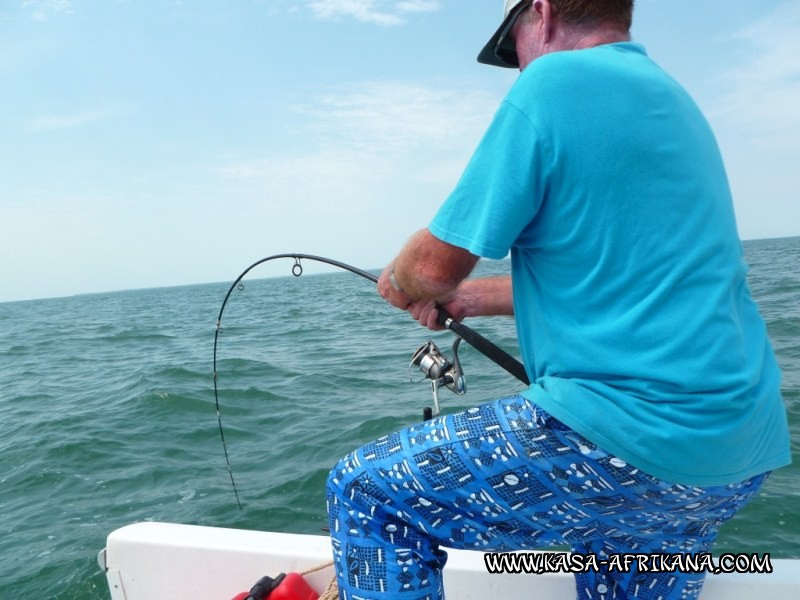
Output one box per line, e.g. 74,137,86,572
395,0,441,14
217,79,500,200
307,0,440,26
289,81,497,154
215,80,501,258
22,0,72,21
218,79,499,184
29,110,112,132
712,1,800,150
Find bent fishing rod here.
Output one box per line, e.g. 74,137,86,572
213,253,530,507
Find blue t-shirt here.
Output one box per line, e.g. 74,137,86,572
429,43,791,486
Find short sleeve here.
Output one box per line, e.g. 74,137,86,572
429,101,548,259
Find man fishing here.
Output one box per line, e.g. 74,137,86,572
326,1,791,598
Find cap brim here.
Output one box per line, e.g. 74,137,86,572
476,8,521,68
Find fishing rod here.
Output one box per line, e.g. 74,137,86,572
213,253,529,508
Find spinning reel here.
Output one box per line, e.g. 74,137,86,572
409,337,467,419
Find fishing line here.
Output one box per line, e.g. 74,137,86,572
213,253,529,508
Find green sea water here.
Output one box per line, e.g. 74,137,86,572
1,237,798,599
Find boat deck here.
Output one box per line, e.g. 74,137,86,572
99,522,799,599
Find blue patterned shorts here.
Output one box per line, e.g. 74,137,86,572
326,395,767,600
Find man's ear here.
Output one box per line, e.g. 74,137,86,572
534,0,555,44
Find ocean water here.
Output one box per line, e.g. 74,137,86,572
1,237,798,599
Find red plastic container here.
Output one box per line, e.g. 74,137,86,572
230,572,318,600
270,573,318,600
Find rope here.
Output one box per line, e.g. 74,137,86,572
300,560,334,576
318,577,339,600
299,560,337,600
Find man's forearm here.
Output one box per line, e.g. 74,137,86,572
391,229,478,301
454,276,514,318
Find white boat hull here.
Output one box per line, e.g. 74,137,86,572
99,522,799,599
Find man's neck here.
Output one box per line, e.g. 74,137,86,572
551,26,631,52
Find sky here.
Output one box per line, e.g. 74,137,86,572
1,0,798,303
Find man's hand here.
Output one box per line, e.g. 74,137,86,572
377,229,513,331
378,263,462,329
409,299,445,330
377,263,414,310
408,277,514,330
